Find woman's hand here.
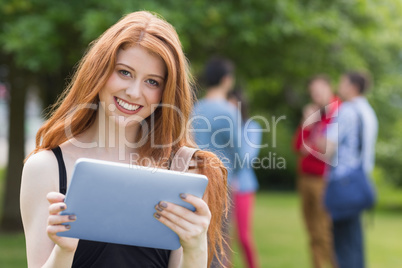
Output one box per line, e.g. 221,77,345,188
46,192,79,253
154,194,211,252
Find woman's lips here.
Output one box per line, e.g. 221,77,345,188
114,97,143,115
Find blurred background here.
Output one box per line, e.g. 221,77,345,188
1,0,402,267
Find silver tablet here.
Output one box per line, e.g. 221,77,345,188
57,158,208,250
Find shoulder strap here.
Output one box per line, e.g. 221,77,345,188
350,104,366,169
169,146,199,172
51,146,67,195
351,105,364,154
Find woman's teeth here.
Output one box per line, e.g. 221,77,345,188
116,98,140,111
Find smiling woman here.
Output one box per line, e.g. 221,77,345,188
20,11,228,268
99,46,165,121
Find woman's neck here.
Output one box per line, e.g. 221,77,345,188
72,107,141,161
205,87,228,100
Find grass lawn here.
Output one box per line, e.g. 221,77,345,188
0,165,401,267
232,192,310,267
232,192,402,268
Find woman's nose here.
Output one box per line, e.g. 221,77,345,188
125,81,141,98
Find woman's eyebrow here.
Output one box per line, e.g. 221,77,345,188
116,63,165,80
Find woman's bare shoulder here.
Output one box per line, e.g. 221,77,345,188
22,150,59,191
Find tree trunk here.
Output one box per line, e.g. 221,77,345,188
40,71,68,118
0,63,27,232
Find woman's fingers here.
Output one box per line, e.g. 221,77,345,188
154,204,194,231
46,223,72,236
45,192,80,252
47,192,66,204
154,194,211,234
48,202,67,215
155,201,197,224
48,214,77,225
156,194,210,219
154,196,211,250
155,211,207,246
46,191,75,232
179,194,211,219
154,213,187,235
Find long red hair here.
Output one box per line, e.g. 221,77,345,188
27,11,228,266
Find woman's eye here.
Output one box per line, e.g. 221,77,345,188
146,79,159,87
119,70,131,77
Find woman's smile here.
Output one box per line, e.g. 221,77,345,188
114,96,143,114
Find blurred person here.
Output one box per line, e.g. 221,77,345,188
192,56,241,267
293,75,340,268
324,72,378,268
20,11,229,268
228,89,261,268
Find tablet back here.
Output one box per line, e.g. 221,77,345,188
58,158,208,250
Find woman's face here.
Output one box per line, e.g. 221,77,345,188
99,46,166,127
308,79,332,107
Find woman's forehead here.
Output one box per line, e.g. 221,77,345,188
116,46,166,77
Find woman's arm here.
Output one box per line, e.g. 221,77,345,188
20,151,78,268
168,247,182,268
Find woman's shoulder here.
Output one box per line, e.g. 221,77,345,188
24,149,58,172
23,149,59,191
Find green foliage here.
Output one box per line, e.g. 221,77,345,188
1,0,402,188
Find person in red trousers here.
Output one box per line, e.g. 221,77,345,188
228,89,261,268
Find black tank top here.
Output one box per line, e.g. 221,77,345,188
51,146,171,268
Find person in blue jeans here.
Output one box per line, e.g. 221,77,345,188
325,71,378,268
192,57,241,267
228,89,261,268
